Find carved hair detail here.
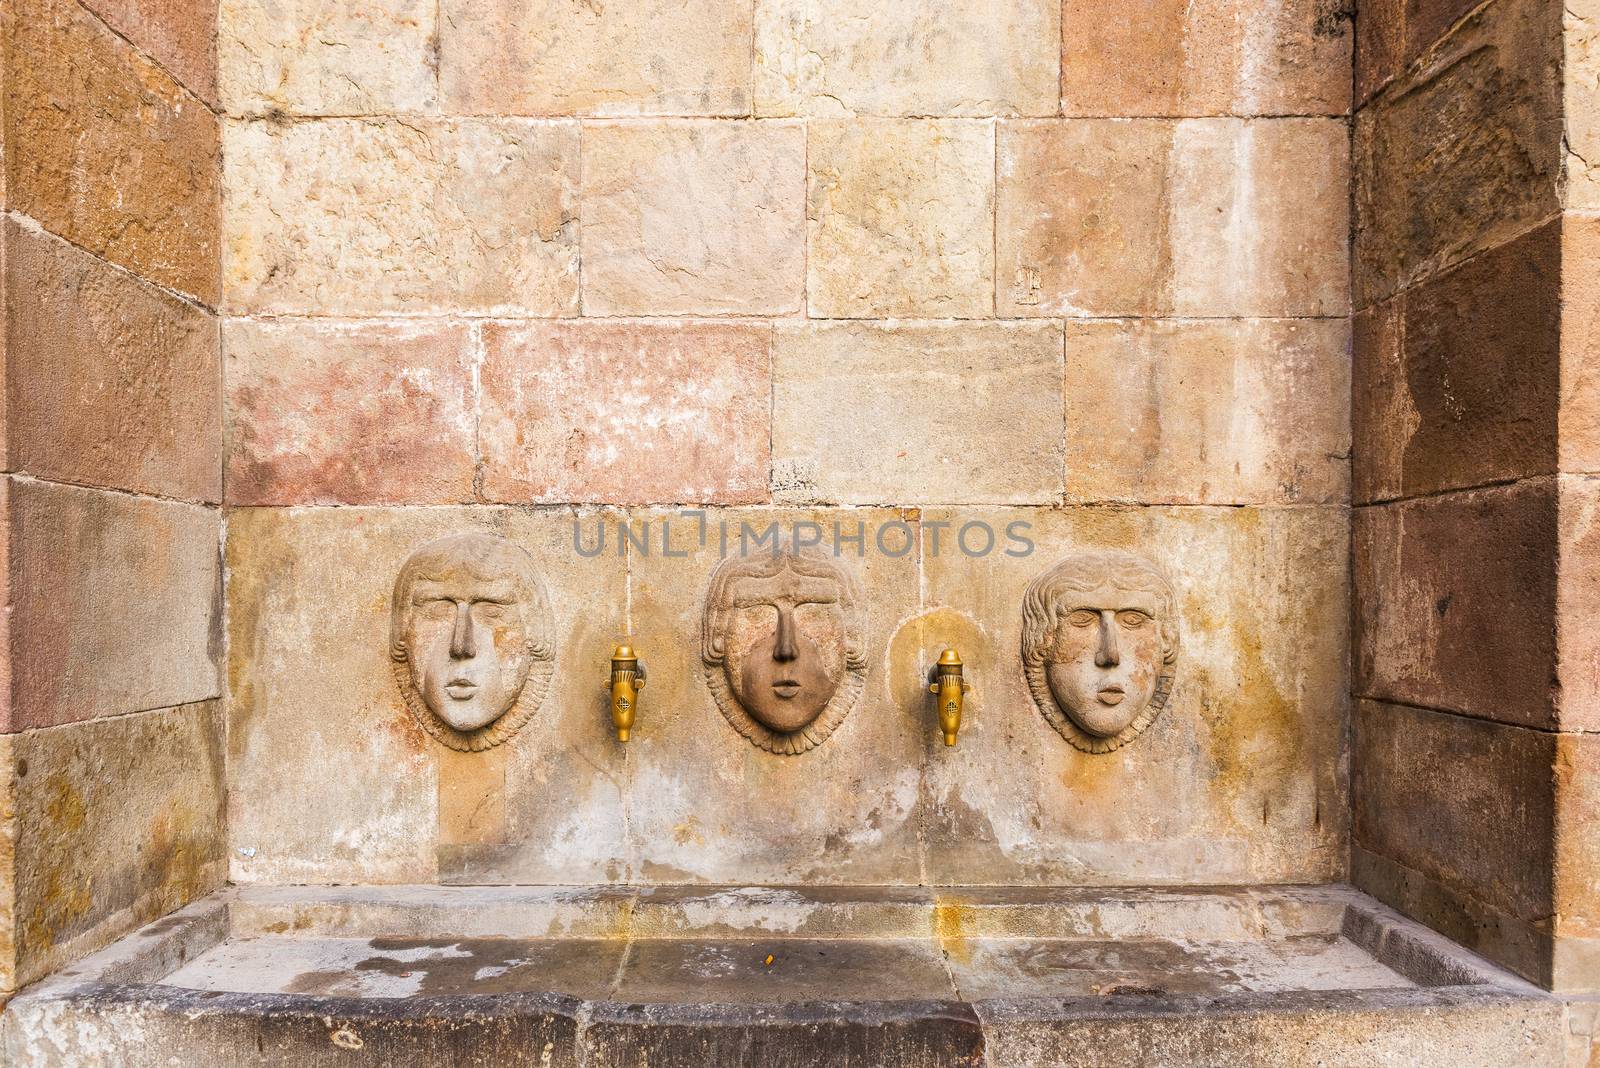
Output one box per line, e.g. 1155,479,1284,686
390,532,555,752
1021,550,1180,755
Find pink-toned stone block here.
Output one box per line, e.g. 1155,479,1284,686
478,321,771,505
225,319,477,506
81,0,218,104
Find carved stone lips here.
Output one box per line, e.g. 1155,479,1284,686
1097,685,1126,706
445,679,479,701
771,680,802,699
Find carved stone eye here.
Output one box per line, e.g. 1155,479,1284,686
1067,609,1099,627
1117,610,1151,628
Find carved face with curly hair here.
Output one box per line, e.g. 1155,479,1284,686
701,545,866,756
390,533,554,751
1021,551,1180,754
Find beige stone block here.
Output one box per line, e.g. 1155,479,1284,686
997,118,1348,317
772,321,1063,505
82,0,218,103
224,319,477,506
440,0,751,116
9,702,225,989
623,507,923,883
7,221,221,503
9,481,220,732
1060,0,1351,118
225,507,628,885
1066,319,1351,505
224,118,579,315
1567,0,1600,210
754,0,1058,117
580,121,805,316
919,505,1349,885
807,119,994,318
478,321,771,505
8,0,220,304
218,0,436,116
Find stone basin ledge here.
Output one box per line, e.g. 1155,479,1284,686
0,885,1562,1067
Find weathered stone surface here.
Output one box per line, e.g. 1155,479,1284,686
8,0,220,303
997,118,1347,317
1353,0,1562,306
1355,0,1405,105
9,481,220,732
441,0,751,116
218,0,436,115
224,319,476,505
479,321,771,505
754,0,1057,117
624,508,923,883
1354,480,1560,729
1556,476,1600,736
226,507,628,885
1353,698,1557,986
772,321,1063,505
918,505,1349,885
807,119,994,318
81,0,218,103
1567,0,1600,210
8,702,226,990
1555,729,1600,991
6,220,221,503
1060,0,1351,117
224,119,578,315
1559,217,1600,474
580,122,805,316
1353,218,1560,503
1067,318,1350,505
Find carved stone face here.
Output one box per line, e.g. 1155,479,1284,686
391,533,553,751
1022,552,1179,754
702,547,866,755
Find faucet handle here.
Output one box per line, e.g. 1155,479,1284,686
928,647,971,747
609,644,645,742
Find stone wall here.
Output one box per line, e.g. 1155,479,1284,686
1350,0,1600,995
219,1,1355,890
0,0,227,996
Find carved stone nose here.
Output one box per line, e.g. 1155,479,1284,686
773,605,799,662
450,602,477,660
1094,610,1120,668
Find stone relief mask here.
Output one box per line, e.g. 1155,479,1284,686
701,544,868,756
390,532,555,752
1021,551,1180,754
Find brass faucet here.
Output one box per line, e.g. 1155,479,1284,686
928,647,971,747
609,644,646,742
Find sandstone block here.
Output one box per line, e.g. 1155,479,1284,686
224,319,476,505
772,321,1063,505
997,118,1347,317
623,507,924,883
1066,318,1350,505
8,0,219,303
6,702,225,990
918,505,1349,885
81,0,218,103
226,507,628,885
807,119,994,318
1353,480,1558,728
224,118,578,315
1353,0,1562,305
478,321,771,505
754,0,1058,117
1353,218,1560,504
7,221,221,503
1567,0,1600,209
441,0,751,116
1060,0,1351,117
9,480,220,732
580,121,805,316
1352,698,1555,984
218,0,436,115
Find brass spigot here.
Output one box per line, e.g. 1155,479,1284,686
928,647,971,747
609,644,646,742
